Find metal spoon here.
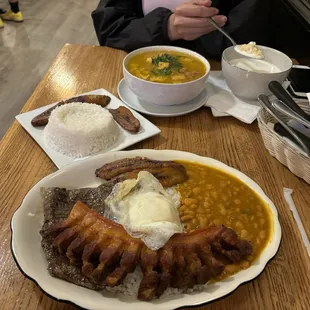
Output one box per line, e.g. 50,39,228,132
192,2,264,59
193,3,237,46
204,17,264,59
204,16,237,45
272,100,310,128
269,81,310,123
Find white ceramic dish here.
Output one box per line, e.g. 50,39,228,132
222,45,292,100
123,46,210,106
11,149,281,310
118,79,207,117
15,89,161,169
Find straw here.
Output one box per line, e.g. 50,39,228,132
283,188,310,257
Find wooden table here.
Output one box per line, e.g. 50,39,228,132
0,44,309,310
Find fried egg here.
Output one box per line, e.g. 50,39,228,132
104,171,183,250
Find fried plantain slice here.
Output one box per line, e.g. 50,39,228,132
108,106,140,133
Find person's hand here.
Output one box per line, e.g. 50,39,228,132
167,0,227,41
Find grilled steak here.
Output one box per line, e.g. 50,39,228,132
40,182,114,289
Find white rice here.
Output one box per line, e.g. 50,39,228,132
44,102,119,158
103,266,206,299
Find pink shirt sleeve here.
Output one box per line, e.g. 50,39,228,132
142,0,184,15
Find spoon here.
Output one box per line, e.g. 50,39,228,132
192,1,265,59
268,81,310,123
204,17,264,59
204,16,237,45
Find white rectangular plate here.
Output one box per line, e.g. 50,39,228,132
16,89,161,168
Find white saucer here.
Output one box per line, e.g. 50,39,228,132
117,79,207,117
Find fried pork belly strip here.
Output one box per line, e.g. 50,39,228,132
49,201,143,287
46,201,253,301
31,95,111,127
95,157,188,187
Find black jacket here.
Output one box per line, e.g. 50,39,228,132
91,0,271,59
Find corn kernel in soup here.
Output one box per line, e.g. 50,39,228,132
127,51,206,84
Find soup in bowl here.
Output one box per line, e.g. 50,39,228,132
127,51,206,84
123,46,210,106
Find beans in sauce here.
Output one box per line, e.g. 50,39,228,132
176,161,272,277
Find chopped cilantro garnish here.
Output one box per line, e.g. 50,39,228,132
151,53,182,76
151,68,171,76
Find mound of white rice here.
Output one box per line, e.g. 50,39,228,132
104,266,206,299
44,102,119,158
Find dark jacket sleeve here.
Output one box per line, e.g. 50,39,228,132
92,0,173,52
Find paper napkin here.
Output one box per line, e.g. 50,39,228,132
205,71,261,124
205,71,292,124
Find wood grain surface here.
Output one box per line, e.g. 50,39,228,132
0,44,309,310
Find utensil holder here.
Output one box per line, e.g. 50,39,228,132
257,101,310,184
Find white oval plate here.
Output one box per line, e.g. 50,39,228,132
117,79,207,117
11,150,281,310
